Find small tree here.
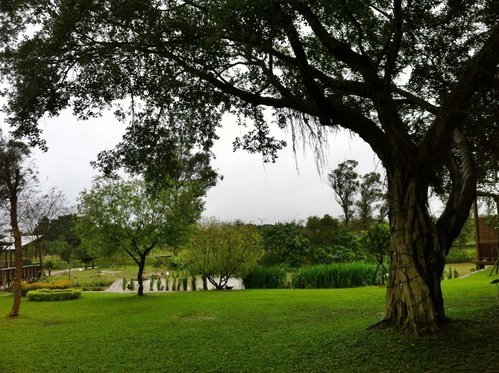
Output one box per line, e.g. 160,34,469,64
19,187,68,274
180,222,263,290
360,224,391,283
53,240,74,278
77,177,198,296
0,133,34,317
328,160,359,227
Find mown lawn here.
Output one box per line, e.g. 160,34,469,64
0,270,498,372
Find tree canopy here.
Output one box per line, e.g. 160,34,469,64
1,0,498,332
77,177,199,295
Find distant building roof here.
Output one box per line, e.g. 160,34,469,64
1,236,41,252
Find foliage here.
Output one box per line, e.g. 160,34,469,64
242,266,287,289
451,217,476,248
359,223,391,283
260,223,309,267
27,288,82,301
328,160,359,226
76,176,199,295
330,227,363,262
446,248,476,264
180,221,263,290
303,214,339,247
291,262,379,289
356,172,385,226
94,119,220,205
359,224,391,266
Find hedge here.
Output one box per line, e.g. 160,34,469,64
27,288,82,301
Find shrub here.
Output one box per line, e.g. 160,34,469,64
27,288,82,301
446,248,476,263
291,262,379,289
149,274,155,291
21,279,74,296
443,267,460,280
243,266,287,289
78,280,113,291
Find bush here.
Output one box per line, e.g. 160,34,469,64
27,288,82,301
446,248,476,263
291,262,379,289
77,280,113,291
21,279,74,296
243,266,287,289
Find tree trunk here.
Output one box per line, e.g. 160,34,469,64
382,168,446,333
202,275,208,290
137,256,146,296
9,197,22,317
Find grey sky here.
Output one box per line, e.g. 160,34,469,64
17,109,382,224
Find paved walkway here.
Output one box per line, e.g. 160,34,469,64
107,277,244,293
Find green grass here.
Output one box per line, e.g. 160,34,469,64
47,265,162,288
0,270,498,372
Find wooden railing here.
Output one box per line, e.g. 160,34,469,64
0,264,41,289
478,242,498,259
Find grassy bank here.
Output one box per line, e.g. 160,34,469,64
0,270,497,372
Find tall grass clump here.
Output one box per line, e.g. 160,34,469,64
291,262,379,289
243,266,287,289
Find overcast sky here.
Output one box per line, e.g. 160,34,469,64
4,108,384,224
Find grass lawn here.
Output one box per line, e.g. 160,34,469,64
47,265,162,288
0,270,498,372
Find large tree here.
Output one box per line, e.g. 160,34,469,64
2,1,498,332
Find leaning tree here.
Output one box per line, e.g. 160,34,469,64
1,1,498,332
0,133,34,317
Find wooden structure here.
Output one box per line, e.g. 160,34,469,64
0,236,42,289
473,196,499,270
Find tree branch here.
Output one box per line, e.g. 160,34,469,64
291,1,375,79
419,24,499,164
436,129,477,252
383,0,403,81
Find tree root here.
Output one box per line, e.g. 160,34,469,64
367,318,446,335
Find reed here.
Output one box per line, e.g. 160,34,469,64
243,266,287,289
291,262,379,289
